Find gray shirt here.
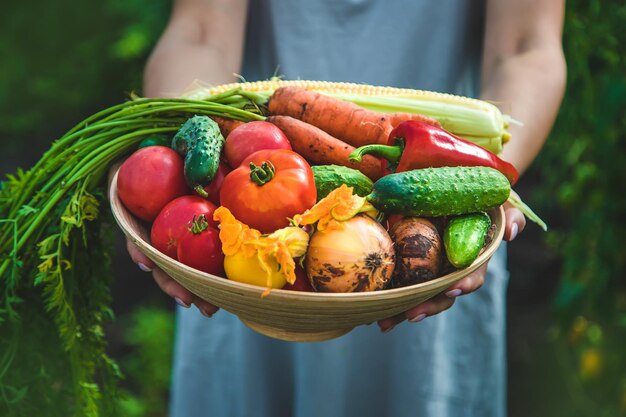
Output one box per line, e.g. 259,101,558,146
242,0,485,96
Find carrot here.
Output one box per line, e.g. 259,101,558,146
266,115,382,181
267,86,440,147
209,116,245,138
389,217,443,287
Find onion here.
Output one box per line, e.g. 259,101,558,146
305,215,395,292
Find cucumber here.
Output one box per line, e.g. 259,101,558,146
444,212,492,268
138,134,171,149
311,165,374,201
172,115,224,196
367,166,510,216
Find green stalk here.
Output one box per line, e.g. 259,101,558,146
12,128,174,255
7,119,184,214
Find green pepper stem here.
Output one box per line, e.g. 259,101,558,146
348,144,402,166
249,161,275,185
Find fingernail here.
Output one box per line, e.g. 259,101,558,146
381,324,396,333
510,223,519,241
199,308,213,318
174,297,190,308
138,262,152,272
408,313,427,323
446,289,463,298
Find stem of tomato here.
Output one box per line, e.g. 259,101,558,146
249,161,275,185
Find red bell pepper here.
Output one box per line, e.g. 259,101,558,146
348,120,519,185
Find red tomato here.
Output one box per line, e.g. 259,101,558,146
151,196,218,259
177,217,225,276
202,161,231,205
282,265,314,292
116,146,188,221
220,149,317,233
224,121,292,169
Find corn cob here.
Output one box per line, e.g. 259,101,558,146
183,79,511,154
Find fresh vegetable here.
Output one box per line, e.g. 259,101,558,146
0,90,265,415
172,115,225,196
197,79,512,153
116,146,189,221
367,166,510,217
214,207,309,291
202,161,231,205
282,265,314,292
150,195,218,259
349,120,519,184
267,115,382,180
293,184,378,232
137,133,171,149
443,212,492,268
224,251,287,288
306,214,395,292
219,149,317,233
389,217,443,287
224,120,292,168
176,214,224,275
210,115,245,138
311,165,374,201
267,86,441,148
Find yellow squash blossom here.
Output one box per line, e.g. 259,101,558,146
214,207,309,294
293,184,378,231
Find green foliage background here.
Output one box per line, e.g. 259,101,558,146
0,0,624,416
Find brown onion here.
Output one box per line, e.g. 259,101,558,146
305,215,395,292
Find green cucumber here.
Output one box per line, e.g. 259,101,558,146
444,212,492,268
137,133,171,149
367,166,510,216
172,115,224,196
311,165,374,201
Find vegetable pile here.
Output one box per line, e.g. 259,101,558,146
0,81,545,415
115,86,545,295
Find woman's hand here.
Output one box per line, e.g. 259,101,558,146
126,239,220,318
377,203,526,332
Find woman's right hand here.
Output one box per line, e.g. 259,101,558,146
126,238,219,318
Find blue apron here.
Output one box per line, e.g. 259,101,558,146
171,1,509,416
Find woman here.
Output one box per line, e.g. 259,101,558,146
130,1,566,415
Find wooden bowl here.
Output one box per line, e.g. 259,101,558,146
109,166,505,342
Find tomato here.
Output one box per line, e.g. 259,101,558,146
223,251,287,288
224,121,292,169
116,146,188,222
282,265,314,292
176,215,224,276
220,149,317,233
151,195,218,259
202,161,231,205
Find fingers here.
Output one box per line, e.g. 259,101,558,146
376,264,489,333
127,238,156,271
502,204,526,242
152,268,220,317
377,293,457,333
128,238,220,318
443,264,487,296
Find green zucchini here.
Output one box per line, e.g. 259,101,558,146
367,166,510,216
311,165,374,201
172,115,224,196
444,212,492,268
